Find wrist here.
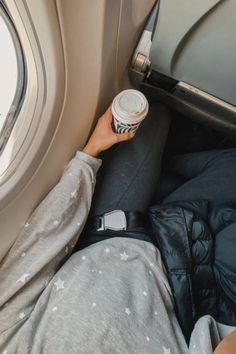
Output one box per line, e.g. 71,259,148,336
82,143,101,158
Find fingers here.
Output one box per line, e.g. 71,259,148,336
99,105,112,123
106,106,113,123
115,131,135,143
105,105,112,115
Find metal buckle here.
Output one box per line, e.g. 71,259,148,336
97,210,127,231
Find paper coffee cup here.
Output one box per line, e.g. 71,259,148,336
112,89,149,134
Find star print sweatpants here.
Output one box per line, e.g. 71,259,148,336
0,151,234,354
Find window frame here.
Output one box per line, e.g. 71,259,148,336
0,0,26,155
0,0,66,207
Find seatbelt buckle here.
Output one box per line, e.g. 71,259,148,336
97,210,127,231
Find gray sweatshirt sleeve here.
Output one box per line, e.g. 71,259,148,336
0,151,102,335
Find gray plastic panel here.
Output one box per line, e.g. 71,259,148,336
150,0,236,105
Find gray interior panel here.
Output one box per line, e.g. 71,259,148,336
150,0,236,105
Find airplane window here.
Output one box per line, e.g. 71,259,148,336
0,3,25,155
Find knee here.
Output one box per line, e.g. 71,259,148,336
209,148,236,175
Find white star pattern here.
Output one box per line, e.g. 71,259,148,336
92,302,97,307
91,269,95,273
19,312,25,319
150,263,154,267
163,346,171,354
54,278,65,291
125,308,131,315
16,273,30,284
154,311,158,316
98,270,102,274
3,350,8,354
52,306,58,312
105,248,110,253
21,252,26,257
77,222,81,226
69,173,73,177
146,336,150,342
53,220,59,226
70,190,78,199
120,252,129,261
143,291,147,296
25,222,30,228
82,256,86,261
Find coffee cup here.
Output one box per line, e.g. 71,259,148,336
111,89,149,134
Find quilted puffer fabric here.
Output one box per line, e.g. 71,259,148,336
149,201,236,342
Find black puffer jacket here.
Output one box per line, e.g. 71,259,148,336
149,200,236,341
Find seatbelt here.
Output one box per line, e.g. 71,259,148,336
87,210,150,232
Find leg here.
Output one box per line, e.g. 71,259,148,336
90,103,171,215
10,239,188,354
162,149,236,206
74,104,171,251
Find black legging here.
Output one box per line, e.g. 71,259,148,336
90,103,171,215
161,148,236,207
74,103,171,251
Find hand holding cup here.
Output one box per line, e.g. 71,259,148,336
83,106,135,157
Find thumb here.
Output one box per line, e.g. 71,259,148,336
116,131,135,143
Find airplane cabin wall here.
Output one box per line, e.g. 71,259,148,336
0,0,155,260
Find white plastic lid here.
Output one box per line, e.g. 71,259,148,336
112,89,149,124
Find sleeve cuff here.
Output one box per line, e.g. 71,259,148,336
75,151,102,173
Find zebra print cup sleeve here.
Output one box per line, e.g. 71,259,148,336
111,89,149,134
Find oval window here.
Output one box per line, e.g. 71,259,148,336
0,2,25,155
